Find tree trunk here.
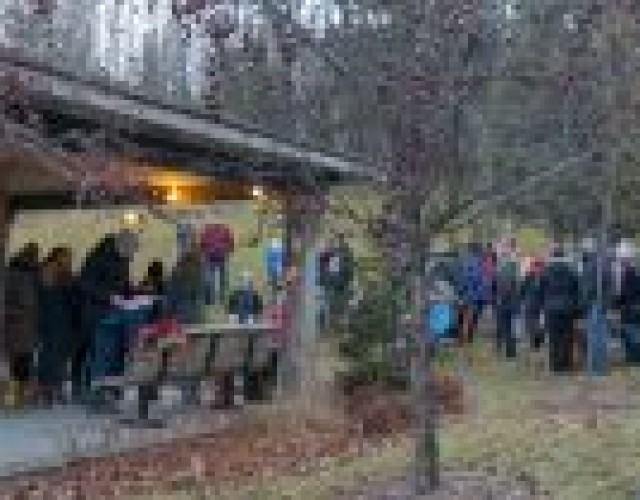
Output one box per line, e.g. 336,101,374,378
409,198,439,493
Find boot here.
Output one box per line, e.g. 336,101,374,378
2,380,22,410
36,387,53,408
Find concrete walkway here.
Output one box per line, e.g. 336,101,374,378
0,404,241,478
0,406,92,475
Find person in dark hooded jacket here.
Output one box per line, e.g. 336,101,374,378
579,240,614,310
5,243,40,401
521,257,544,351
75,234,130,396
36,247,77,405
538,246,582,373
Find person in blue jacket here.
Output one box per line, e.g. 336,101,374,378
264,237,284,302
456,243,486,346
425,261,458,343
228,271,264,324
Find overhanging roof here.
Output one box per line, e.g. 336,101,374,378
0,49,370,189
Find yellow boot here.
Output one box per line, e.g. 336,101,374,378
2,380,24,410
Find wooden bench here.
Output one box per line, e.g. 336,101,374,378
93,322,281,419
244,333,280,402
183,322,279,407
163,335,213,407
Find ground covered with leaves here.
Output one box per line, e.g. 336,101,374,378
2,343,640,499
203,345,640,500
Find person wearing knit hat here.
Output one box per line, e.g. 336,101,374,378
613,240,637,299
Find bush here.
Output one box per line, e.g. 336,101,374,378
335,279,410,391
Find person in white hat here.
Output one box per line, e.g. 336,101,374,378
613,240,637,298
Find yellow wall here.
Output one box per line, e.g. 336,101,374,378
7,202,283,288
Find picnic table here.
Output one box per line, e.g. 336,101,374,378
87,295,161,392
109,320,280,425
182,321,277,336
182,321,280,405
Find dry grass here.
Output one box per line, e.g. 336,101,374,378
151,344,640,500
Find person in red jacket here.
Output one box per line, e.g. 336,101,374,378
200,222,234,305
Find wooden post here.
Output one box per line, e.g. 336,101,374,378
0,186,10,381
278,189,323,404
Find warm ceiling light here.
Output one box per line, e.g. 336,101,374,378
252,185,264,198
166,185,180,203
123,211,139,225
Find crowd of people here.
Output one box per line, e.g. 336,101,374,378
450,236,640,373
3,221,290,409
12,216,637,408
5,234,136,407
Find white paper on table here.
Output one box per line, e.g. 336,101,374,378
124,387,138,402
111,295,158,310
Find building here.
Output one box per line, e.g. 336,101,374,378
0,6,368,390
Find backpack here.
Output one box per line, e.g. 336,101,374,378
426,302,455,341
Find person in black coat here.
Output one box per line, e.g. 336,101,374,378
5,243,41,400
521,259,544,351
616,260,640,364
75,234,131,396
36,247,77,405
538,247,582,373
140,259,165,296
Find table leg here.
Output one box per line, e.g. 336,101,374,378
132,349,168,426
137,383,154,420
233,367,245,407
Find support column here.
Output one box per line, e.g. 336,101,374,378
0,187,10,381
278,189,324,403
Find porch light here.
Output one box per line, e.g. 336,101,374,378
252,185,264,198
167,185,180,203
123,211,140,226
